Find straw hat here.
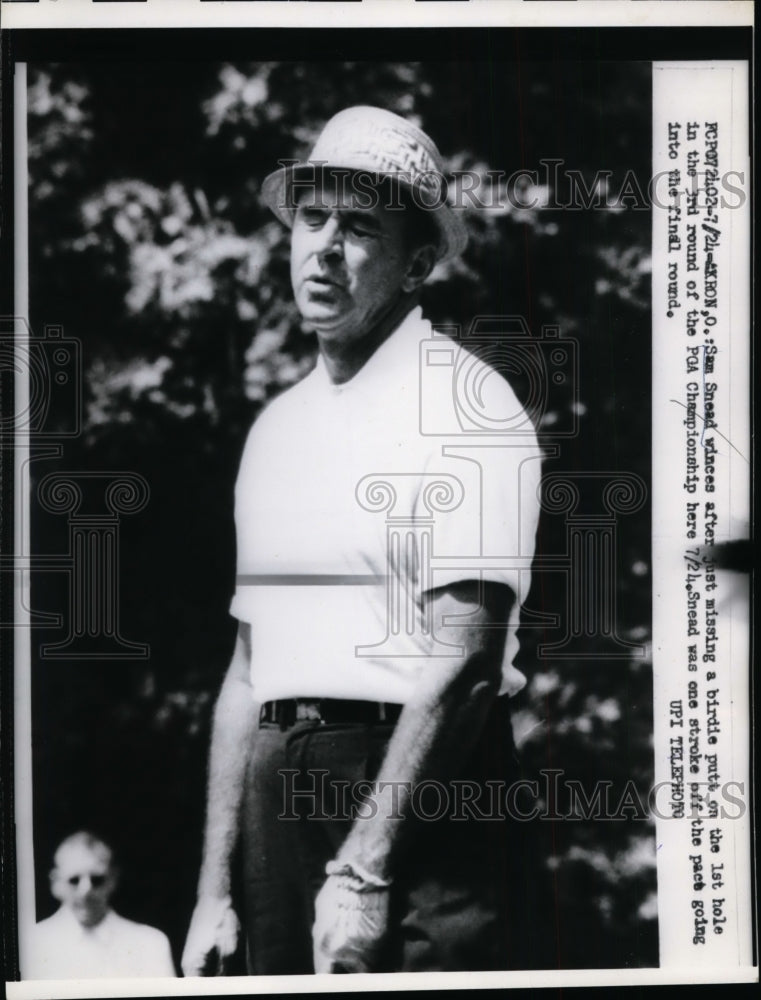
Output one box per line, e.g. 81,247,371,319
261,106,468,262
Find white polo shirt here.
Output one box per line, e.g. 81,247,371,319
25,907,175,979
231,306,542,704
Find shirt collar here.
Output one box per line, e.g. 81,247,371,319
56,905,117,943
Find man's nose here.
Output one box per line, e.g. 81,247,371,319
316,214,344,260
75,876,95,895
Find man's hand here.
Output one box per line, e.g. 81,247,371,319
181,896,240,977
184,622,256,976
313,873,390,974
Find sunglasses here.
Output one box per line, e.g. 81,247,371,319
65,873,108,888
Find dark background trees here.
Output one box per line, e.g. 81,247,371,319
28,53,655,969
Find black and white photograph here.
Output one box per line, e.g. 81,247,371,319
0,1,754,995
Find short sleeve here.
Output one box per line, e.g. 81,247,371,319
229,418,265,624
423,379,543,606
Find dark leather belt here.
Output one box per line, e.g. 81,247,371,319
260,698,403,729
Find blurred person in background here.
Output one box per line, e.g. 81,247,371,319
182,106,543,977
26,831,176,979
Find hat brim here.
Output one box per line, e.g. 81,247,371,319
261,163,468,264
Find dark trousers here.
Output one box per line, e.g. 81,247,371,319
241,697,544,974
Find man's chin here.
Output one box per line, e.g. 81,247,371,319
74,907,107,927
299,312,353,338
295,288,351,322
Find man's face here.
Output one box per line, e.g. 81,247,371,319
50,842,117,928
290,178,416,343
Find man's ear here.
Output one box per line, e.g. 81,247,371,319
107,864,120,893
401,244,437,293
49,868,64,903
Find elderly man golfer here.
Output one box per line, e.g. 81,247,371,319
182,106,542,975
